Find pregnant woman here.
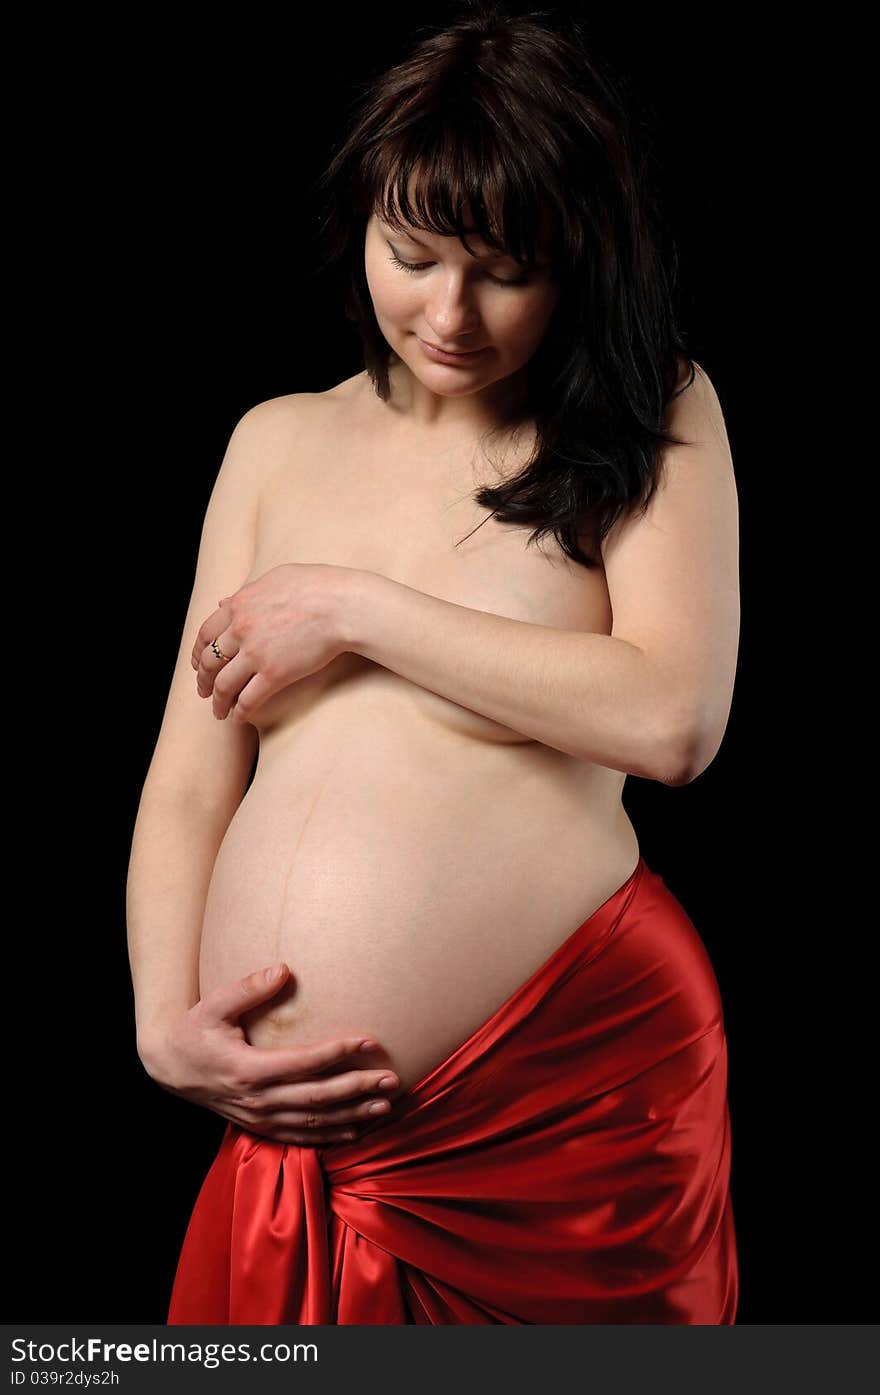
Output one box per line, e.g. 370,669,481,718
127,7,740,1324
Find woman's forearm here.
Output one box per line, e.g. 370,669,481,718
342,570,693,783
126,791,229,1065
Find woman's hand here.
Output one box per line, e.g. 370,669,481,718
190,562,363,724
139,963,400,1146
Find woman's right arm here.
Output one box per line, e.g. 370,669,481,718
126,397,398,1144
127,397,271,1062
127,789,231,1064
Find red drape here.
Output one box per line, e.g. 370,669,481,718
167,857,738,1324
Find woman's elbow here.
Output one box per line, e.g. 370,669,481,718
658,712,729,786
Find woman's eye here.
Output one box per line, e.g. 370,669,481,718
388,252,431,275
387,250,528,287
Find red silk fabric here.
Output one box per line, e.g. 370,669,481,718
167,857,737,1324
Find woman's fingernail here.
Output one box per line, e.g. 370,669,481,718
377,1076,396,1089
368,1101,390,1115
359,1039,378,1051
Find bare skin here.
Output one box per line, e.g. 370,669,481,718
150,962,401,1144
137,180,735,1151
196,373,641,1104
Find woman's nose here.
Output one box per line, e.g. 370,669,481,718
425,274,481,340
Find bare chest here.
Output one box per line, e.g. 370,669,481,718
246,390,612,742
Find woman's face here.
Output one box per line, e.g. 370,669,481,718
364,198,560,402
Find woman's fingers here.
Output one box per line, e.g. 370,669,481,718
248,1090,394,1126
241,1039,395,1089
190,602,230,669
278,1130,358,1145
200,966,385,1072
256,1068,399,1107
195,633,242,694
226,1069,400,1141
201,964,294,1026
240,1099,391,1135
237,1100,390,1144
223,1112,358,1146
269,1097,393,1129
236,1071,398,1124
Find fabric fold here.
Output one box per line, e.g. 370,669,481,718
167,857,738,1324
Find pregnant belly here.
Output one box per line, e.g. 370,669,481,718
197,726,638,1094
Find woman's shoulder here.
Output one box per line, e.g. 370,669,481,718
670,356,723,413
229,383,352,451
242,373,369,428
322,369,371,401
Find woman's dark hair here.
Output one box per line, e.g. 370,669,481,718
312,2,696,569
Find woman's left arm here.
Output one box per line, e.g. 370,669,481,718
342,367,740,787
341,575,685,783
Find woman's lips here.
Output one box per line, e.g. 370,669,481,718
417,337,487,365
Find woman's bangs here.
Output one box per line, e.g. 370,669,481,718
370,148,541,267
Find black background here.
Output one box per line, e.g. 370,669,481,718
11,5,865,1325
